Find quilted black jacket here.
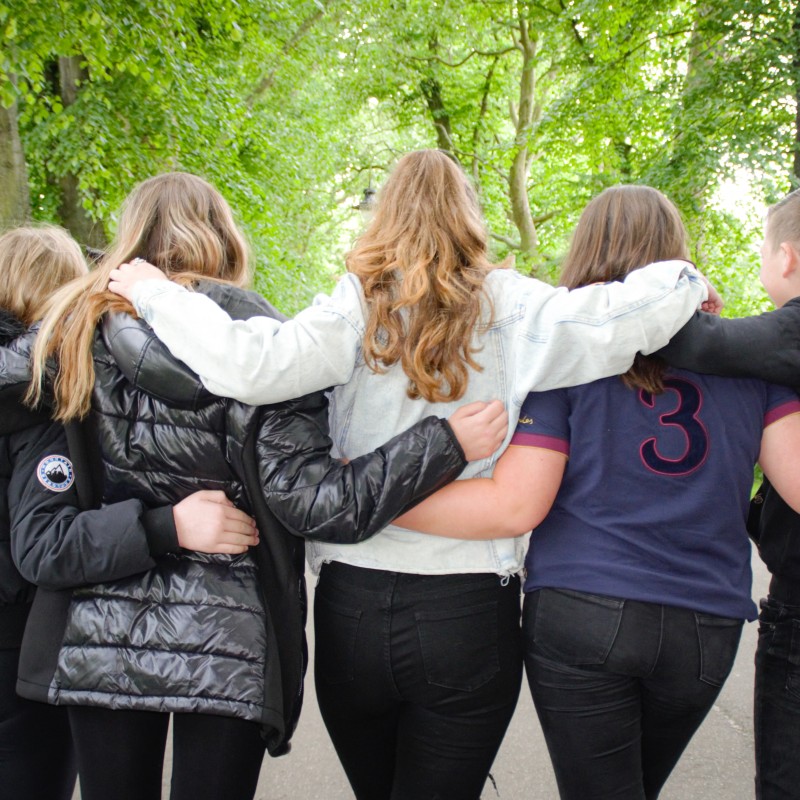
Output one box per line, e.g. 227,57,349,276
16,283,467,755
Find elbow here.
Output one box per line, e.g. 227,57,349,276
495,506,544,538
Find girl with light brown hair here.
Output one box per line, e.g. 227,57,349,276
395,184,800,800
106,152,714,798
20,171,500,800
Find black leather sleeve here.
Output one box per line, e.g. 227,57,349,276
253,391,467,543
658,299,800,387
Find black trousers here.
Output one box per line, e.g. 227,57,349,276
755,591,800,800
0,647,76,800
314,562,523,800
68,705,267,800
524,588,743,800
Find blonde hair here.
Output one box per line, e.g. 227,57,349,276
0,225,87,326
560,185,690,394
29,172,250,420
766,189,800,251
347,149,503,402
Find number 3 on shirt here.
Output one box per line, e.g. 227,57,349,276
638,377,709,477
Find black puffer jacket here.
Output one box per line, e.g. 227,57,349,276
17,283,467,755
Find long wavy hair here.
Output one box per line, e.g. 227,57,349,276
347,149,504,402
0,225,87,326
559,185,690,394
29,172,250,420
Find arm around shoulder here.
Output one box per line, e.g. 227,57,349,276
132,277,364,405
660,300,800,386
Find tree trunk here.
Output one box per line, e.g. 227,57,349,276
421,77,455,155
422,37,456,158
0,78,31,227
56,56,106,248
508,15,538,264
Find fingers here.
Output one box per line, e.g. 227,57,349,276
451,400,489,419
474,399,507,424
108,260,167,299
197,489,235,507
221,514,258,537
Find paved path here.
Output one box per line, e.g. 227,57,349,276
75,551,767,799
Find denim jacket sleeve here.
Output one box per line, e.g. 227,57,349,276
658,299,800,387
506,260,707,401
133,262,705,406
133,276,365,405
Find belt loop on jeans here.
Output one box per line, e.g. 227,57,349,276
769,573,800,605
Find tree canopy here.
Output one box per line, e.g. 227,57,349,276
3,0,799,314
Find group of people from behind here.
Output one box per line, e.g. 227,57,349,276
1,148,800,800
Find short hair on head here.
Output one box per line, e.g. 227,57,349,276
766,189,800,252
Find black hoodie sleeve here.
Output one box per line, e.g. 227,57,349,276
8,421,166,590
251,391,467,543
658,299,800,386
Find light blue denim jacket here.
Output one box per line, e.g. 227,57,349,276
133,262,706,576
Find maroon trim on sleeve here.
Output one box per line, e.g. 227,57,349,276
509,431,570,455
764,399,800,428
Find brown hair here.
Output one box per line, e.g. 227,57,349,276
29,172,250,420
560,185,690,394
0,225,87,326
347,149,504,402
765,188,800,252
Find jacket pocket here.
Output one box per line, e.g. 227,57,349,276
313,592,362,684
528,588,624,666
695,613,743,687
416,601,499,691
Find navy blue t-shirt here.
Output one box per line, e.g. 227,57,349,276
512,369,800,620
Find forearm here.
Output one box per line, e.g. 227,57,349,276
659,301,800,386
13,501,160,589
394,478,530,539
516,261,707,393
395,446,566,540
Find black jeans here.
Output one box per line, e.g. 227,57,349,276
523,588,743,800
314,562,523,800
0,647,76,800
68,705,266,800
755,590,800,800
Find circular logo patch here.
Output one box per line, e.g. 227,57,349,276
36,455,75,493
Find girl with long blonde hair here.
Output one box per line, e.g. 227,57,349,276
22,171,494,800
107,154,710,798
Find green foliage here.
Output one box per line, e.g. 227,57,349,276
4,0,800,315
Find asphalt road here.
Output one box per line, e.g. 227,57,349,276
74,550,768,799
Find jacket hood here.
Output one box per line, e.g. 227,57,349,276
0,307,34,393
0,308,49,435
0,307,27,346
101,282,286,410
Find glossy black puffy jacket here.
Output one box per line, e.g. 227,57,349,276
17,283,467,755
